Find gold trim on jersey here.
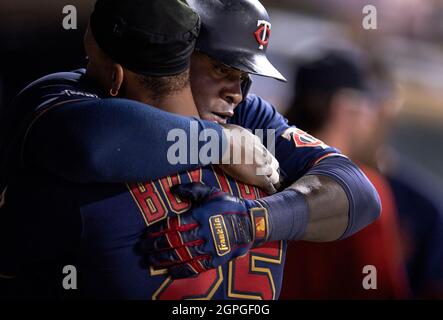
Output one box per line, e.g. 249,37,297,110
127,182,168,226
152,266,223,300
227,240,283,300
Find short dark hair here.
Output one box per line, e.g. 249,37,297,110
138,69,190,102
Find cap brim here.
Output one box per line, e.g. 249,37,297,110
224,52,287,82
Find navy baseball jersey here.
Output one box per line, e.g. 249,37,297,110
78,167,286,299
0,70,341,299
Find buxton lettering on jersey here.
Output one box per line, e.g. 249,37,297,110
127,166,284,300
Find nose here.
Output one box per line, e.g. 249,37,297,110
221,79,243,106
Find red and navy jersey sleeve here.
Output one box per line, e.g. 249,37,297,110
230,94,344,182
0,70,96,187
1,70,98,134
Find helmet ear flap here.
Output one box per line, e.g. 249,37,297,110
241,75,253,102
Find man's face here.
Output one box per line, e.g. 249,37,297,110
190,53,248,124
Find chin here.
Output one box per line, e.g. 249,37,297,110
199,112,213,121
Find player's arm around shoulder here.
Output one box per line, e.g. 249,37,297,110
141,157,382,279
234,94,381,240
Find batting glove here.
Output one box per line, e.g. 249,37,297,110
141,182,269,278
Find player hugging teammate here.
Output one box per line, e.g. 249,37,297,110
0,0,380,299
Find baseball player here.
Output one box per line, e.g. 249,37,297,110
0,0,380,299
134,0,381,281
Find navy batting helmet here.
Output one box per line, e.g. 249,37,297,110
187,0,286,82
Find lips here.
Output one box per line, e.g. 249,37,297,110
210,111,234,124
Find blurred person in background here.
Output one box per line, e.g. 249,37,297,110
281,48,443,299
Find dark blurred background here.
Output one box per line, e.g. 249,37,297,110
0,0,442,180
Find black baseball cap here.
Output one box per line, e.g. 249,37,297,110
90,0,200,76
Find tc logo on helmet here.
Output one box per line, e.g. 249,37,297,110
254,20,271,50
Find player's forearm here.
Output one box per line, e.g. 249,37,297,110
257,156,381,242
143,157,381,276
23,98,226,183
290,175,349,241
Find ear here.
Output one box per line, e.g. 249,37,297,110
110,63,124,96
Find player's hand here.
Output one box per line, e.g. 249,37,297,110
218,124,280,194
140,183,269,279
